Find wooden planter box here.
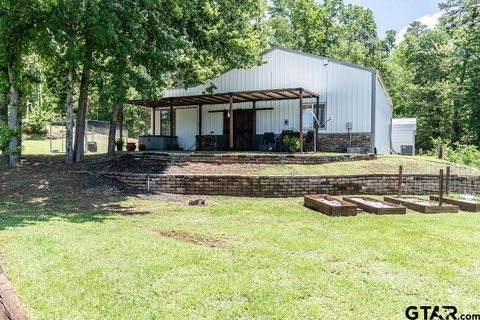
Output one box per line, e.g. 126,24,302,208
430,196,480,212
304,194,357,216
384,197,458,214
343,197,406,215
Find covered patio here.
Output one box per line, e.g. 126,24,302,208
127,87,320,152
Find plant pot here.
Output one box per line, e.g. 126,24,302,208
116,145,123,151
126,142,136,152
138,143,146,151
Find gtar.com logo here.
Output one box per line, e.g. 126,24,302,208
405,306,457,320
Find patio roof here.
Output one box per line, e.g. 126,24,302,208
127,87,319,108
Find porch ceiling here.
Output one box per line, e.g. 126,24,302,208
127,87,319,108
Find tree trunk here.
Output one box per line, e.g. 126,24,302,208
7,63,20,166
107,104,120,156
452,55,468,144
65,70,74,164
73,65,90,163
0,89,7,160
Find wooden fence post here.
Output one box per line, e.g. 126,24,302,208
398,165,403,198
439,169,444,206
446,166,450,195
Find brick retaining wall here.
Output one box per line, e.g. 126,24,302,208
136,152,376,165
101,172,480,197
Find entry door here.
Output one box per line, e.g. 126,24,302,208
223,109,254,151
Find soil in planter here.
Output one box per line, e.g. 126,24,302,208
304,194,358,216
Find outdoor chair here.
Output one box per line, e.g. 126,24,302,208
303,130,315,152
259,132,277,152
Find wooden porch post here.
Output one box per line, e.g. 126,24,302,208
299,89,304,153
252,100,256,150
198,104,202,151
119,106,124,141
152,107,156,135
315,96,319,152
229,95,234,150
169,106,174,150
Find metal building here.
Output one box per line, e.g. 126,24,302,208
131,47,393,154
392,118,417,155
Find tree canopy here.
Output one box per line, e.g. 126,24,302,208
0,0,478,164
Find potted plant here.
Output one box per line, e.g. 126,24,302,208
115,139,124,151
282,135,300,153
126,141,137,152
138,143,146,151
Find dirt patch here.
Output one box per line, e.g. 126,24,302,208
0,267,28,320
86,154,268,175
153,230,226,248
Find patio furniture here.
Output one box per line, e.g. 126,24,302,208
259,132,277,152
303,130,315,152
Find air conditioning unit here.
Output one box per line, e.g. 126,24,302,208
401,145,413,155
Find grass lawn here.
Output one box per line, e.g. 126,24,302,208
1,156,480,319
259,155,478,175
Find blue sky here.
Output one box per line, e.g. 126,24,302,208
344,0,442,39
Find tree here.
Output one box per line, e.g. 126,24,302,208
0,67,7,160
0,0,50,165
38,0,84,163
406,21,428,37
268,0,385,69
440,0,480,144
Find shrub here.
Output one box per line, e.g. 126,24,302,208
430,138,480,168
283,135,300,152
23,108,49,137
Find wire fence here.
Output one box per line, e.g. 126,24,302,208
48,120,130,154
395,156,480,198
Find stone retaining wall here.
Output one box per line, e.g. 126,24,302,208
317,133,371,154
136,152,376,165
101,172,480,197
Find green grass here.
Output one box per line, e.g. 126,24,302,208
259,155,478,175
1,195,480,319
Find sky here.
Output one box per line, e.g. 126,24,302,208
343,0,442,43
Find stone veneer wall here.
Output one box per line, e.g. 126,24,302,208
316,132,371,153
137,152,376,165
101,172,480,198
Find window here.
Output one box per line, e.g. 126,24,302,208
160,109,176,136
302,103,326,130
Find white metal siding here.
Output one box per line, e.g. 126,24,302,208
374,76,393,154
162,48,374,139
392,119,416,155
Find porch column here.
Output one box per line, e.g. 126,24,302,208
229,95,234,150
169,106,174,150
152,107,156,135
315,96,319,152
252,100,256,150
299,89,304,153
198,104,202,151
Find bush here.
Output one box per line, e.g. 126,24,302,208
282,135,300,153
430,138,480,168
23,109,49,137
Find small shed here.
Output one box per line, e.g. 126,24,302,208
392,118,417,155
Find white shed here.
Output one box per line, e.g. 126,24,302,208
132,47,393,154
392,118,417,155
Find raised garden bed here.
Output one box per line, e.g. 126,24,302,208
343,196,406,215
304,194,358,216
429,196,480,212
384,197,458,214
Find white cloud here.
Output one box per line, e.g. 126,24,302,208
395,11,442,45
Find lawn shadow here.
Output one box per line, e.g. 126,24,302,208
0,155,153,231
